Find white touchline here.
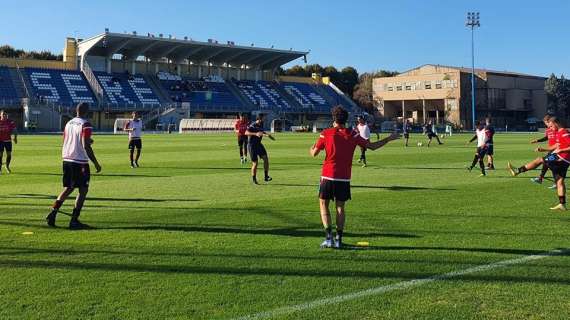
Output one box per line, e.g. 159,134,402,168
232,249,565,320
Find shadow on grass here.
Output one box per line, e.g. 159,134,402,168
269,183,456,191
13,172,171,178
3,194,200,203
0,248,568,281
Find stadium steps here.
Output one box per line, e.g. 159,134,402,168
272,80,304,110
312,83,339,107
146,74,173,104
226,79,254,110
9,67,29,99
327,82,360,112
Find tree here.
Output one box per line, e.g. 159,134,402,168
352,70,399,112
0,45,62,61
545,73,560,113
545,74,570,117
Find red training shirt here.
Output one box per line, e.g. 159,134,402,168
546,127,557,146
235,119,248,136
314,127,369,181
555,128,570,162
0,119,16,142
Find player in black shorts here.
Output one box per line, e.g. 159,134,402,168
245,114,274,184
403,119,411,147
424,121,443,147
485,117,496,169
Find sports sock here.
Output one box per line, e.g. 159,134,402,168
336,229,343,243
540,164,548,179
252,175,257,183
52,200,64,211
518,166,528,174
6,155,11,167
264,170,269,179
470,155,478,168
559,196,566,205
325,226,332,240
71,207,81,221
479,159,486,175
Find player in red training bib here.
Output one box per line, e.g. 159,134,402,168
234,113,249,164
530,114,557,188
310,106,400,248
46,103,102,229
0,110,18,174
508,116,570,211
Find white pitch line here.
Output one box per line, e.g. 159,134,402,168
232,249,565,320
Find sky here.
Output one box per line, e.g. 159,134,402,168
1,0,568,77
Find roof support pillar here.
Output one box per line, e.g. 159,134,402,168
237,69,241,81
131,61,136,75
106,57,112,73
177,64,182,76
198,65,202,78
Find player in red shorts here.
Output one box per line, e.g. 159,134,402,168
310,106,400,248
234,113,249,164
508,116,570,211
0,110,18,174
530,115,556,188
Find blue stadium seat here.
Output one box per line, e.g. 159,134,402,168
95,72,160,106
321,85,351,109
0,66,20,101
24,68,96,105
158,76,243,110
235,80,290,110
280,82,330,111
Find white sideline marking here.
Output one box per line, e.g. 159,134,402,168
233,249,564,320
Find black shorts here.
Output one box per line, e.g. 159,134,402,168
476,146,488,158
427,133,437,139
0,141,13,152
238,135,248,148
547,159,569,180
319,179,351,202
62,162,91,188
403,133,410,139
487,145,494,156
128,139,142,150
249,144,267,162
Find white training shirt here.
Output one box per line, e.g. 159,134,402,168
126,119,143,139
476,128,489,148
357,123,371,140
62,117,92,164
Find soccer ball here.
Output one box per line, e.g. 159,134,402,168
417,142,423,147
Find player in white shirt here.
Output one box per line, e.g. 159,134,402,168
466,121,490,176
46,103,101,229
124,111,143,168
356,116,371,167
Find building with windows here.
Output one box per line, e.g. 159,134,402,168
373,64,547,129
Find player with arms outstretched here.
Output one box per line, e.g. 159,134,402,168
466,121,490,176
0,110,17,174
484,117,496,170
246,114,274,184
124,111,143,168
46,103,102,229
310,106,400,249
356,116,370,167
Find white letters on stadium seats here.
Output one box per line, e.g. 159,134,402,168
98,75,135,104
128,77,160,104
30,73,60,101
61,73,95,103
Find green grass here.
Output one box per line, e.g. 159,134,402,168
0,132,569,320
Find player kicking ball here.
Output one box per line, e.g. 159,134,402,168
310,106,400,249
466,121,490,177
245,114,274,184
530,115,556,189
0,110,17,174
424,121,443,147
124,111,143,168
508,116,570,211
46,103,102,229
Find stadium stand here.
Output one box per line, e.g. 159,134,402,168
23,68,96,105
280,82,330,111
95,72,160,106
158,73,243,110
234,80,291,110
0,66,19,101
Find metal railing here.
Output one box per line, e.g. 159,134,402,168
82,62,105,103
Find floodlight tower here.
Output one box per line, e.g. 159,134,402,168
466,12,480,130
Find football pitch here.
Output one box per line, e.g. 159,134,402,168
1,132,569,319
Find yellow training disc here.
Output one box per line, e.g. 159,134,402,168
21,232,34,235
356,241,369,246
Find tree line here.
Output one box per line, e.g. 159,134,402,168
545,74,570,118
278,64,399,113
0,45,63,61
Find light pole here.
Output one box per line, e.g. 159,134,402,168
466,12,480,130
